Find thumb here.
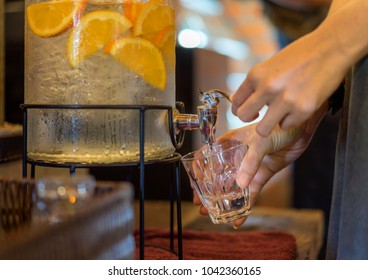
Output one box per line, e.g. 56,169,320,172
236,144,264,189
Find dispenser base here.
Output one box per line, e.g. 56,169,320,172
26,147,176,165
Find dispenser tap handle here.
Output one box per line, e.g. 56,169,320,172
199,89,231,108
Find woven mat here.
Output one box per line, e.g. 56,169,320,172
134,228,296,260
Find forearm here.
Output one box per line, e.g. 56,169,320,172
267,0,331,11
317,0,368,70
327,0,349,15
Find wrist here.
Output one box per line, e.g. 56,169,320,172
311,23,351,77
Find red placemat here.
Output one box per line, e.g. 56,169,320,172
134,228,296,260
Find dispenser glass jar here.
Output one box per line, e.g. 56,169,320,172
24,0,175,163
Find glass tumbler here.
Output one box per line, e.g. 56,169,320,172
35,174,96,223
181,140,251,224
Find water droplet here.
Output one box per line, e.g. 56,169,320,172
119,144,127,155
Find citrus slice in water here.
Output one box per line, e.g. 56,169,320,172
133,1,174,36
124,0,166,24
109,37,166,90
124,0,146,24
67,10,133,67
143,25,175,68
160,27,176,68
142,25,173,48
26,0,86,37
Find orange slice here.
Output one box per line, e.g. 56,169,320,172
124,0,146,24
67,10,132,67
26,0,86,37
109,37,166,90
160,27,175,69
143,25,175,68
142,25,173,47
124,0,165,24
133,1,174,36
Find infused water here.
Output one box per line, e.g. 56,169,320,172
25,0,176,163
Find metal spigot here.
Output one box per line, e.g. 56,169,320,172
197,105,217,146
173,89,231,146
198,89,231,108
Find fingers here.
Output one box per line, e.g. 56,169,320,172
236,143,265,189
233,92,267,123
199,205,209,216
279,110,311,131
232,184,263,229
233,216,248,229
255,100,287,137
231,72,269,124
231,79,260,122
231,71,314,137
256,99,312,137
193,191,209,216
193,191,201,206
231,78,254,112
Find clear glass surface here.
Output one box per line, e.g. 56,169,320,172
35,174,96,223
181,140,251,224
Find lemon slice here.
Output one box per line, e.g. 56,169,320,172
26,0,86,37
109,37,166,90
67,10,132,67
133,1,174,36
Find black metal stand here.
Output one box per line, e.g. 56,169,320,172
20,104,185,260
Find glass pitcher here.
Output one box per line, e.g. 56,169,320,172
24,0,176,164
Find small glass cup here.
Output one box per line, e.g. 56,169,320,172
35,174,96,224
181,140,250,224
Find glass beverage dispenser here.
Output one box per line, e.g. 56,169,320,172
24,0,176,164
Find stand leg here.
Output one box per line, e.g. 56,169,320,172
139,164,145,260
70,166,76,176
169,164,174,251
175,161,183,260
139,109,145,260
31,164,35,179
22,109,28,179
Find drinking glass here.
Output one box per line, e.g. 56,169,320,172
181,140,251,224
35,174,96,223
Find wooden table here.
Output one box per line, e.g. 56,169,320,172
134,200,324,260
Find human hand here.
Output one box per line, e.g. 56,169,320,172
193,103,328,228
231,29,348,137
